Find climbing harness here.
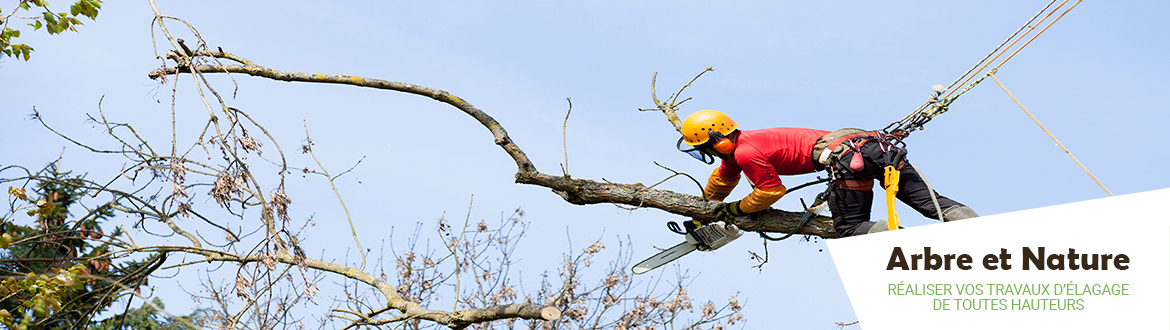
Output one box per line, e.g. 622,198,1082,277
830,134,918,230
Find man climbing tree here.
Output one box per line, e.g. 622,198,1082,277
676,110,979,237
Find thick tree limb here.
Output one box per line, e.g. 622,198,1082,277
514,172,835,236
148,51,838,239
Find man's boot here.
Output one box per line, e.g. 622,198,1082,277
942,205,978,222
866,221,891,234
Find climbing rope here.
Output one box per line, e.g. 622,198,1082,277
988,73,1113,196
870,0,1097,226
882,0,1082,142
756,0,1094,242
991,0,1084,72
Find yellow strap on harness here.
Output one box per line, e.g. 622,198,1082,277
883,165,900,231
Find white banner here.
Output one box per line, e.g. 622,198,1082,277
827,188,1170,329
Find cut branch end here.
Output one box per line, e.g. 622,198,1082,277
540,306,561,321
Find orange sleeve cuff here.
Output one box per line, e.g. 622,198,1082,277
738,185,787,213
703,168,740,201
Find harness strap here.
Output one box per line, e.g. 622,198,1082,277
833,179,874,191
813,129,886,166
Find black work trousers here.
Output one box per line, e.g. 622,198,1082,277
826,140,964,237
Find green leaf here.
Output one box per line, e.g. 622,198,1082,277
35,20,43,30
72,1,98,20
86,3,99,19
20,2,30,10
12,44,30,61
44,14,60,34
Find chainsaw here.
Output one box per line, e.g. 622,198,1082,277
632,220,743,275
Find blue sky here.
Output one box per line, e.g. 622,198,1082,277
3,1,1168,328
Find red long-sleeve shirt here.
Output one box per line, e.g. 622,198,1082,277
716,127,829,189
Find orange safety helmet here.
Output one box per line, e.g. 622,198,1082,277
678,110,738,163
681,110,738,146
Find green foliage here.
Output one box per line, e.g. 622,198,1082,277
0,264,88,329
0,0,102,61
90,298,206,330
1,166,161,329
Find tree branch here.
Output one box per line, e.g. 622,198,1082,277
148,51,837,238
148,53,536,177
131,245,561,327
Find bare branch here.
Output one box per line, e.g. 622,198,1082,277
149,53,834,237
148,52,538,177
638,68,714,132
301,122,365,270
134,245,560,327
561,97,573,178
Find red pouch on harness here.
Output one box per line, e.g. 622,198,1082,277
849,152,865,172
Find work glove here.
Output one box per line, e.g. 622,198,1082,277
712,201,748,223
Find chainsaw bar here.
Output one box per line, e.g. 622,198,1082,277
632,221,742,275
632,241,697,275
